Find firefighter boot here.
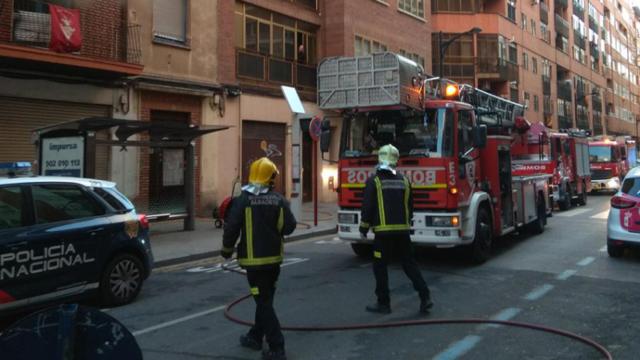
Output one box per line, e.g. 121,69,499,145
420,295,434,314
239,334,262,351
262,348,287,360
365,302,391,314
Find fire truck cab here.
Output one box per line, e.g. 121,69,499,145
317,53,550,263
589,137,629,192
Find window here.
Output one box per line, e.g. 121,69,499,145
458,110,474,154
153,0,188,43
432,0,478,12
32,185,105,224
355,36,387,56
0,187,24,230
534,94,539,112
541,23,550,43
521,13,527,29
508,43,518,64
532,57,538,73
523,52,529,70
398,0,425,18
531,19,536,36
94,188,133,213
507,0,517,21
524,92,530,108
399,50,425,68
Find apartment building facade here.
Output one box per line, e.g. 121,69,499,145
431,0,640,137
215,0,433,205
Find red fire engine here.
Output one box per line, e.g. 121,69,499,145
317,53,551,263
511,127,591,210
588,137,633,192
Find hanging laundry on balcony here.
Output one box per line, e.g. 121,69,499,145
48,4,82,53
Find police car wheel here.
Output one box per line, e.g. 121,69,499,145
100,253,144,306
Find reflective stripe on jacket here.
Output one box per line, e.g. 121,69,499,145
222,190,297,268
360,170,413,234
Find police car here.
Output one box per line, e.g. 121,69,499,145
0,175,153,315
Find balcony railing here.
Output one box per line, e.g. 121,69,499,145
555,14,570,38
557,80,573,100
477,57,518,81
9,0,141,65
573,2,585,19
589,41,599,59
236,48,317,90
542,75,551,95
588,14,598,32
555,0,568,9
540,2,549,24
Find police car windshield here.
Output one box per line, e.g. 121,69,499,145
341,109,453,158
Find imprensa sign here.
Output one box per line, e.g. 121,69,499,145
41,136,84,177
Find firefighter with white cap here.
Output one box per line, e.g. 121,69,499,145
359,144,433,314
221,157,296,360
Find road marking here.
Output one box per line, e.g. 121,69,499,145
555,208,592,217
479,307,521,330
524,284,554,301
591,210,610,219
186,257,308,274
599,246,608,252
433,335,483,360
314,238,344,245
577,256,595,266
132,305,226,337
556,269,577,281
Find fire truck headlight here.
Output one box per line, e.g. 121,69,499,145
338,213,358,224
428,216,459,227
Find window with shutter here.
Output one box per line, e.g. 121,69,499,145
153,0,188,43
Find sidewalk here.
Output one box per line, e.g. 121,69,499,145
149,202,338,266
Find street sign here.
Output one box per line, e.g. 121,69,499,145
309,116,322,142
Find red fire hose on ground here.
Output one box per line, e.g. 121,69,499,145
221,264,613,359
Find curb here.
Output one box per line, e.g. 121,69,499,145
153,226,337,268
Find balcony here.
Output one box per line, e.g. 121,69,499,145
590,42,599,60
555,0,568,9
555,14,570,38
542,75,551,95
477,57,518,81
1,0,142,77
236,48,317,92
573,2,585,20
557,80,573,100
540,2,549,24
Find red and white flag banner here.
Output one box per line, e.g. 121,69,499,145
49,4,82,53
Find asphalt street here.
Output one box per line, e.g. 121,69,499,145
104,195,640,359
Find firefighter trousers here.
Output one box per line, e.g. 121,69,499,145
372,233,430,305
246,267,284,351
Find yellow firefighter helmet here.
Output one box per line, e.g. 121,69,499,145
248,157,279,186
378,144,399,168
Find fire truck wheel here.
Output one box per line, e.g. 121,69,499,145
351,243,373,258
468,208,492,264
559,186,572,211
528,197,546,235
607,244,624,258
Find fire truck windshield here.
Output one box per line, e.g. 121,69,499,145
589,145,616,163
341,108,454,158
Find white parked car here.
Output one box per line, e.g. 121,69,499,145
607,167,640,257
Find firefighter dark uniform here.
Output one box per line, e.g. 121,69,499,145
221,157,296,360
359,144,433,314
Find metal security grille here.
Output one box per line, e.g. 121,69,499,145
591,169,613,180
0,96,110,166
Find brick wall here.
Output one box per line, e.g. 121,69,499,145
138,91,205,215
0,0,13,42
217,0,236,85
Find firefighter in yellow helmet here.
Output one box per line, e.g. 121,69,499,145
221,157,296,360
360,144,433,314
